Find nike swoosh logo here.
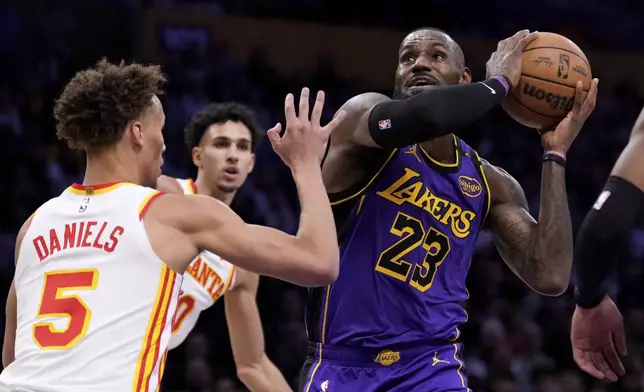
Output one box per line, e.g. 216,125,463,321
480,82,496,94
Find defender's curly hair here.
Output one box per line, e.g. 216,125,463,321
54,59,167,151
184,102,264,153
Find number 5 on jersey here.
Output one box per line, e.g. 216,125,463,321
33,269,99,349
375,212,451,292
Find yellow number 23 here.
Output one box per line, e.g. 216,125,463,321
375,212,451,292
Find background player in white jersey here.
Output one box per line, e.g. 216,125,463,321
0,59,345,392
157,102,291,391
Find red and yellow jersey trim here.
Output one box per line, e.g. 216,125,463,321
156,351,169,390
174,178,198,195
187,179,197,195
225,265,236,291
132,265,177,392
138,191,165,220
68,181,131,196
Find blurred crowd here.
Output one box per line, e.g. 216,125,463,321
1,1,644,392
153,0,644,52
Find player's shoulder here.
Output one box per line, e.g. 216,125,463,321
14,211,38,265
146,192,230,230
339,92,389,127
341,92,390,113
480,159,512,180
479,161,527,206
35,193,65,210
107,183,164,207
156,192,224,210
329,92,390,147
156,175,186,194
630,105,644,138
27,191,73,222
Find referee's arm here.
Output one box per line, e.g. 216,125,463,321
574,108,644,308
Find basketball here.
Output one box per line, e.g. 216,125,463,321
502,32,592,129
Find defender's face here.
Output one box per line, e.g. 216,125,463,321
193,120,254,193
394,30,469,99
136,95,166,188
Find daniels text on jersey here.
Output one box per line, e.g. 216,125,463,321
32,221,125,262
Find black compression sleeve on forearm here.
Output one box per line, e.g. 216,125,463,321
367,77,509,148
574,176,644,308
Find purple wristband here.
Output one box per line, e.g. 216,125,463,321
543,150,566,166
492,75,511,95
544,150,566,160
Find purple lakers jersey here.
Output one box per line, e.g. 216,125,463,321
307,136,490,348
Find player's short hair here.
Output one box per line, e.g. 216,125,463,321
403,27,465,68
184,102,264,153
54,58,167,151
407,26,449,37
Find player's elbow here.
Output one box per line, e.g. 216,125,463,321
317,255,340,284
287,237,339,286
2,326,15,368
2,345,14,368
236,364,263,387
532,273,570,296
298,250,339,287
529,246,572,296
262,239,339,287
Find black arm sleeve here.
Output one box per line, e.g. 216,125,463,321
368,77,508,148
574,176,644,308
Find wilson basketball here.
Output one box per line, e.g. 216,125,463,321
502,32,592,129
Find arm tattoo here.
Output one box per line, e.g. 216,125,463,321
533,161,573,266
487,161,573,292
491,206,545,282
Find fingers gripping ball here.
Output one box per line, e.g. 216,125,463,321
502,32,592,129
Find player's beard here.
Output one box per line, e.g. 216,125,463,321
392,85,410,100
217,183,238,194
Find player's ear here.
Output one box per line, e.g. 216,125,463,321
459,67,472,84
247,153,255,174
191,146,203,168
129,121,144,147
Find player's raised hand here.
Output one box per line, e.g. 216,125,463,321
571,296,626,382
541,78,599,153
267,87,346,169
486,30,539,88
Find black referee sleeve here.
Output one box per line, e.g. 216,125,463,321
574,176,644,307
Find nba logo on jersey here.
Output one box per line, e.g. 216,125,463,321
320,380,330,391
79,197,90,213
378,119,391,130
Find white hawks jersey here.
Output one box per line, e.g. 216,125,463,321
0,182,182,392
168,178,237,349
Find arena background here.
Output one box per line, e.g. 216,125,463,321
1,0,643,391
